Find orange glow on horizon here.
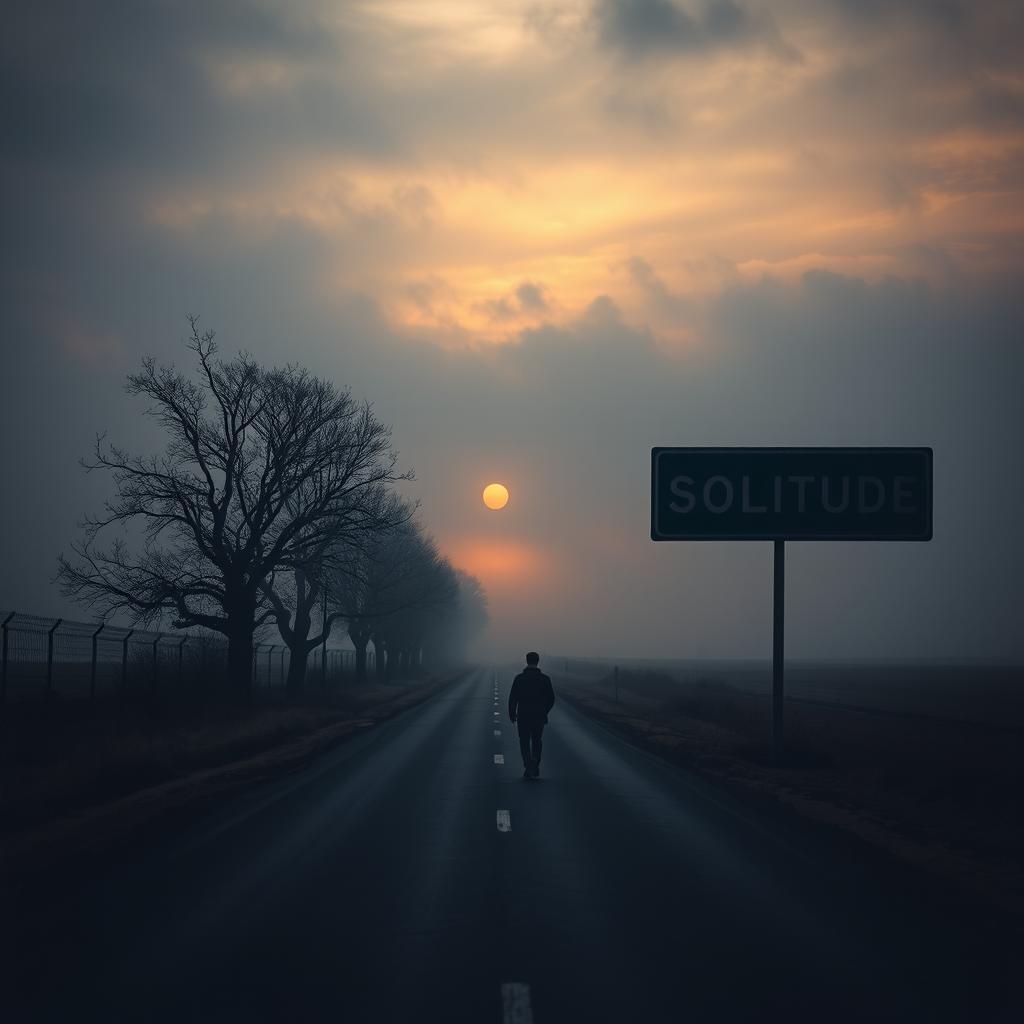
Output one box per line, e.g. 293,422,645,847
445,536,546,587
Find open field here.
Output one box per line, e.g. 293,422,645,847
561,658,1024,729
556,662,1024,918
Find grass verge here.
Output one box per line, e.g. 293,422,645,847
1,670,469,880
559,669,1024,920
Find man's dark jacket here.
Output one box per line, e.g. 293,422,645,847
508,666,555,723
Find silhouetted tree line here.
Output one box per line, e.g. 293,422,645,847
58,320,487,701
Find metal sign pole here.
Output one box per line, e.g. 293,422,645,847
2,611,16,707
772,540,785,765
652,447,932,762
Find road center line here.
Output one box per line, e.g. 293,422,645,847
496,809,511,832
501,982,533,1024
494,729,501,737
494,753,504,764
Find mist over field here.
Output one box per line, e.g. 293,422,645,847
2,0,1022,664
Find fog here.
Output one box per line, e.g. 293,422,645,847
2,0,1022,663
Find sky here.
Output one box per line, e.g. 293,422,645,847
2,0,1023,662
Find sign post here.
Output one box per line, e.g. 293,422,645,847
651,447,932,764
773,540,784,763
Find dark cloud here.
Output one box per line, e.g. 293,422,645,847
625,257,694,319
592,0,797,60
0,1,336,174
515,281,549,312
829,0,969,30
477,281,552,321
479,297,519,321
824,0,1024,75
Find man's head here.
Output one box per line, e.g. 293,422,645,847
525,651,540,666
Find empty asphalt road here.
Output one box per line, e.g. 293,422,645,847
6,668,1020,1022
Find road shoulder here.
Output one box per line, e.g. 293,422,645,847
559,678,1024,928
1,670,469,886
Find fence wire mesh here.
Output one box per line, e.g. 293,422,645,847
0,612,371,704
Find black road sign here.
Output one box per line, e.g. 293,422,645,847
651,447,932,541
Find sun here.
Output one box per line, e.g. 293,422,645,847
482,482,510,510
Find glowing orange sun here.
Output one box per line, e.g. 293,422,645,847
482,482,510,510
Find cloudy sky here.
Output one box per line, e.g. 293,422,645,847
2,0,1022,661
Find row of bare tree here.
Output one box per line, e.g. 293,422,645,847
57,320,487,701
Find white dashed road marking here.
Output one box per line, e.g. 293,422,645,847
496,810,511,832
494,753,504,764
494,729,501,737
501,983,534,1024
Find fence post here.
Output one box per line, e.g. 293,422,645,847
321,612,328,690
151,635,161,703
121,629,134,697
91,623,105,704
280,646,286,688
267,645,273,690
46,618,63,699
178,637,187,690
253,644,262,691
1,611,14,707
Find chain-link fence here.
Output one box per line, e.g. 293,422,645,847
0,611,373,705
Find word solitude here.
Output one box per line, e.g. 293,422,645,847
651,448,932,541
669,474,918,517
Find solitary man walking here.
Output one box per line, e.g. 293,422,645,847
508,652,555,780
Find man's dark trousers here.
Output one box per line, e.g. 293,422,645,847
517,716,545,770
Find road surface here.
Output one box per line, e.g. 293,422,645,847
6,668,1020,1022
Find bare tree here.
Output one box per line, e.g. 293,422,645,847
259,489,410,696
422,569,488,668
370,547,458,679
58,319,407,700
327,515,456,682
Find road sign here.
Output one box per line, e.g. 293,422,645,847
651,447,932,541
650,446,933,764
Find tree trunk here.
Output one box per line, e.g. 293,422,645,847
226,620,255,700
286,642,309,697
349,626,370,684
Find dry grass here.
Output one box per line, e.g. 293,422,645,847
0,679,445,834
561,668,1024,916
0,673,471,883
